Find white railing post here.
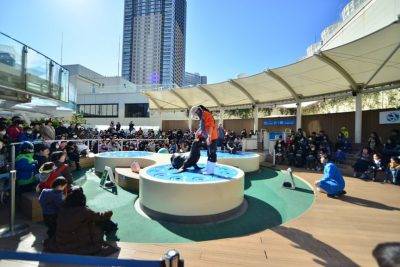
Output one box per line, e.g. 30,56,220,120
0,171,29,238
11,144,15,170
163,249,180,267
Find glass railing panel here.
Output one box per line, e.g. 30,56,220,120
26,48,50,95
60,68,69,102
0,33,24,89
51,63,61,100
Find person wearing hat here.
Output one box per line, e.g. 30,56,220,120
50,151,73,187
15,141,38,193
36,162,56,188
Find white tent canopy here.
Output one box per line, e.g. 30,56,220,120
144,21,400,111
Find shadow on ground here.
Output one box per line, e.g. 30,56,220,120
272,226,359,267
338,195,400,211
159,195,282,241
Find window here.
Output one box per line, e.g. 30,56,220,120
77,104,118,118
125,103,149,118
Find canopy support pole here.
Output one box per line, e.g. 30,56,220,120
296,103,302,130
355,93,362,144
253,106,259,132
219,108,224,125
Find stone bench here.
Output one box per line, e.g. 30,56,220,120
18,191,43,222
113,158,157,193
115,168,140,193
80,156,95,168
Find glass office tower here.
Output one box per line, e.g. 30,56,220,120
122,0,186,87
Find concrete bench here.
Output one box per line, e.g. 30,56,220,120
80,156,95,169
115,168,140,193
18,192,43,222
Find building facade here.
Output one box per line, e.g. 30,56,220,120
306,0,400,57
67,64,186,129
183,72,207,86
122,0,186,87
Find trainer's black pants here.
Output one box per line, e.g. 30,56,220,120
207,140,217,163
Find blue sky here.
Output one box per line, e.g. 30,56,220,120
0,0,349,83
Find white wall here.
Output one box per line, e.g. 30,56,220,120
322,0,400,50
74,74,187,128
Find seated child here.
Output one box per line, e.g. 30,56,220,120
334,148,346,164
37,161,68,194
36,162,56,186
353,147,372,178
368,153,386,181
287,144,296,167
305,144,318,170
387,156,400,184
294,147,305,168
39,177,67,238
274,138,285,165
226,136,237,154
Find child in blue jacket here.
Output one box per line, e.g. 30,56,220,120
39,177,67,238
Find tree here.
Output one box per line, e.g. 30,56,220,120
70,113,86,125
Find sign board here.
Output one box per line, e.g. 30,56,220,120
263,118,295,126
268,131,284,140
379,110,400,124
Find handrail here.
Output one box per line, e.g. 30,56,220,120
10,138,169,146
0,250,182,267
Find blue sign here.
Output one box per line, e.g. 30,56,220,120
263,118,295,126
269,131,284,140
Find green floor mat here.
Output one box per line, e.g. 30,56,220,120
77,167,314,243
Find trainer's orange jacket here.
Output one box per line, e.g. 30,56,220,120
202,110,218,141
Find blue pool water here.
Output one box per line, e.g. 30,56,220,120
146,164,239,183
97,151,152,158
200,150,257,158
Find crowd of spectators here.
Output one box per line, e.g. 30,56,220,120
274,127,400,184
352,129,400,183
0,116,251,194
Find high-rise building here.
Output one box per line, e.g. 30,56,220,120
122,0,186,87
183,72,207,86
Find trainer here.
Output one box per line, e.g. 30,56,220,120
315,153,346,197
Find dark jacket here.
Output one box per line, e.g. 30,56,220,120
46,206,108,255
34,154,49,172
39,189,64,215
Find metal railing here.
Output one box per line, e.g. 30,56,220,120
0,31,72,103
0,249,183,266
0,171,29,237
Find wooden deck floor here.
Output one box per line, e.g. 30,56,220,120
1,166,399,266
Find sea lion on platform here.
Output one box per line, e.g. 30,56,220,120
170,139,202,172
